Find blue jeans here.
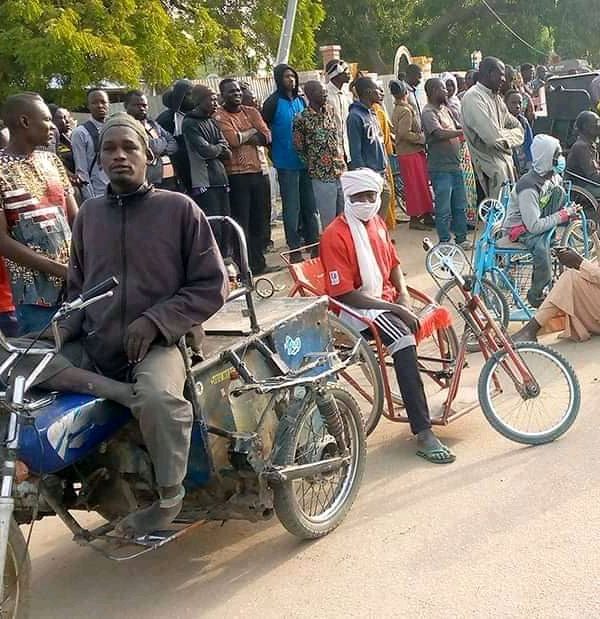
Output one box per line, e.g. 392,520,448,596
16,304,57,336
519,232,552,301
311,178,343,231
430,171,468,243
277,168,319,249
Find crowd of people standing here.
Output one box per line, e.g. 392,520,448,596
0,53,579,341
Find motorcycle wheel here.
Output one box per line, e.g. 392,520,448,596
2,519,31,619
272,388,366,539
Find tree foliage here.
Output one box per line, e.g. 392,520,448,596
188,0,325,75
0,0,221,106
318,0,600,73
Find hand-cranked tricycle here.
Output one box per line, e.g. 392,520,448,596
283,238,580,445
0,218,366,618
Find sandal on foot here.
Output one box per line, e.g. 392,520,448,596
416,446,456,464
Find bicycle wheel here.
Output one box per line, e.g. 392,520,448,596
328,313,384,436
273,388,366,539
407,287,460,369
569,184,599,226
478,341,580,445
435,277,509,353
561,219,597,263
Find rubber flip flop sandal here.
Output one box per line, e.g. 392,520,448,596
416,448,456,464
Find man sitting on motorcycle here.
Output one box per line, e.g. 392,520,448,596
31,112,228,536
319,168,455,464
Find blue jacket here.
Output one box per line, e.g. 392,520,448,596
347,102,387,173
262,63,306,170
270,97,306,169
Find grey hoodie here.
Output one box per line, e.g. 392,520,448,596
503,134,565,236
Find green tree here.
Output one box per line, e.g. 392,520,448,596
198,0,325,75
318,0,600,73
0,0,222,106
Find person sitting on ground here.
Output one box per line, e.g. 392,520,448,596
566,110,600,200
505,89,533,176
14,112,228,537
501,134,578,308
319,168,456,464
514,246,600,342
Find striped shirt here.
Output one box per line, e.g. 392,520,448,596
0,150,72,306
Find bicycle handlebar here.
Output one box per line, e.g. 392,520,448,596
0,277,119,357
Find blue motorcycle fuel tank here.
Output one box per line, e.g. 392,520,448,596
18,394,131,474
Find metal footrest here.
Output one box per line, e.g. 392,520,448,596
74,518,205,561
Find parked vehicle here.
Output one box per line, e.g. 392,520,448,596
0,218,366,618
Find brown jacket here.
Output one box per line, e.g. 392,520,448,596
64,185,228,377
214,106,272,175
392,101,425,156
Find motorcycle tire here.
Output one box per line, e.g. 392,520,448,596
272,388,366,539
1,518,31,619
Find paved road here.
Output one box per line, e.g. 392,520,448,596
28,225,600,618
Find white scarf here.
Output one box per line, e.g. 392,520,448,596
341,169,385,299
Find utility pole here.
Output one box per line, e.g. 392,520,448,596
275,0,299,65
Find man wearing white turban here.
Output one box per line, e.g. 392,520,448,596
320,168,456,464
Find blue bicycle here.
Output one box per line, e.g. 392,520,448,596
435,181,593,351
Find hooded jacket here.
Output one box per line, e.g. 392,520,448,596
347,101,387,173
262,64,306,169
63,185,228,378
156,80,194,191
503,134,566,236
181,111,229,191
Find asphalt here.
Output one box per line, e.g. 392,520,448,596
27,221,600,618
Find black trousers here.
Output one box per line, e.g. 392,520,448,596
194,188,231,254
228,173,268,273
262,174,273,248
367,311,432,435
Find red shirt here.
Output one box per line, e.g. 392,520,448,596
320,215,400,302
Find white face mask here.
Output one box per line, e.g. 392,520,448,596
348,198,381,222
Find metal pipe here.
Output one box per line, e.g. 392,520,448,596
264,455,350,482
276,0,299,65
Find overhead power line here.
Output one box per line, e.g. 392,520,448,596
480,0,548,56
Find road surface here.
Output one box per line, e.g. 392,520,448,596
28,224,600,618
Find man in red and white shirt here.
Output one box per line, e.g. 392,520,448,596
320,168,455,464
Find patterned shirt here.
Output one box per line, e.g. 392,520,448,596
293,105,346,182
0,150,72,306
